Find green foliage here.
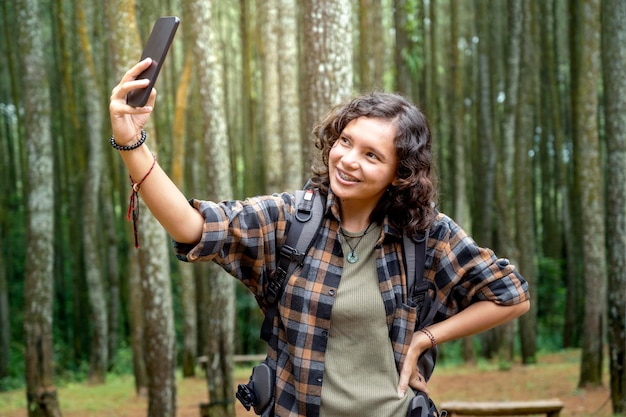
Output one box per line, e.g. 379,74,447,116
497,361,513,371
0,343,24,392
536,257,567,351
234,282,265,355
55,360,90,387
433,340,465,369
399,0,424,78
1,343,136,393
108,342,135,376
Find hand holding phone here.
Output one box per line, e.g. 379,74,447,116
126,16,180,107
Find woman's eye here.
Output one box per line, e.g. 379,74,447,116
366,152,379,160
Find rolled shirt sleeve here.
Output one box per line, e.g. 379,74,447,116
429,212,529,320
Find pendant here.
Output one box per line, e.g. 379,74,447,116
347,251,359,263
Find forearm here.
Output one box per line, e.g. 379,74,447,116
418,300,530,349
109,59,204,244
120,143,204,244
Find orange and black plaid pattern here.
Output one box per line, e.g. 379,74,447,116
174,191,529,417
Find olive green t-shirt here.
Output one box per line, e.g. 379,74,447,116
320,224,413,417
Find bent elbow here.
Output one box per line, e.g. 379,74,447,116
516,299,531,317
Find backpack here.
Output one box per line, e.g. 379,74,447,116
237,186,441,416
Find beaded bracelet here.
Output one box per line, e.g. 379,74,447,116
418,327,437,348
110,129,147,151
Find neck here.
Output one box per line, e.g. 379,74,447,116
338,204,376,233
339,216,373,233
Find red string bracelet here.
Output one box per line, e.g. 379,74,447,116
127,153,157,248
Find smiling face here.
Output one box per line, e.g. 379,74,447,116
329,116,399,219
310,92,436,235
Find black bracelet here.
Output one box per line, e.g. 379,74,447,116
110,129,147,151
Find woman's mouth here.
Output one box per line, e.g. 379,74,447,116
337,169,360,183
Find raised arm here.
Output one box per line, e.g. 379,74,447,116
109,58,204,244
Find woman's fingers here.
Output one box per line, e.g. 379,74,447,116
110,58,153,103
398,365,429,398
123,58,153,83
408,370,429,394
109,59,157,146
398,347,429,398
397,367,411,398
397,354,416,397
109,84,154,122
145,87,157,107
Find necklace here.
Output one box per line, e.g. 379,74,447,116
339,222,374,264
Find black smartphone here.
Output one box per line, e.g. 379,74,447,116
126,16,180,107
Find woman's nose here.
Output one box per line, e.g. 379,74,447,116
341,149,359,167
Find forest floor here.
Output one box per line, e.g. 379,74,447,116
0,350,613,417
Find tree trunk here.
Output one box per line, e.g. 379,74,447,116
426,0,441,183
171,52,198,378
278,0,304,188
563,0,583,350
137,210,177,417
449,0,470,233
103,174,121,371
495,0,522,364
537,0,562,261
128,252,148,396
186,1,236,415
602,0,626,412
0,0,20,378
258,0,282,193
179,263,198,378
0,249,7,378
471,5,498,362
238,0,260,196
515,0,538,365
202,265,236,417
301,0,353,170
496,0,522,254
450,0,474,365
472,0,496,250
77,0,108,384
571,0,605,389
393,0,416,100
0,101,9,377
358,0,384,90
542,0,576,350
17,0,61,414
106,1,176,412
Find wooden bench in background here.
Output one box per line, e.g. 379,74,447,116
440,399,564,417
196,353,266,370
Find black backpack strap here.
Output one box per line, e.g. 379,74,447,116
261,188,326,342
404,230,440,381
405,230,438,327
404,232,425,295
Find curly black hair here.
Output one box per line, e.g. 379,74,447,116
309,92,437,238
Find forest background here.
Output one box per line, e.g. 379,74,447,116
1,0,625,416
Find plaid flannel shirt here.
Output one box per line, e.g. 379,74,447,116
174,190,529,417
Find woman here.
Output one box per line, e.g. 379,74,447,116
110,58,530,417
